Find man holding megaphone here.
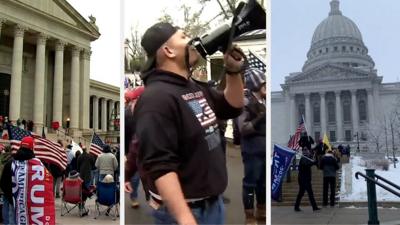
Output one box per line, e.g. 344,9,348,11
133,21,245,225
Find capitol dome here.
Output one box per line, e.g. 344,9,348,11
302,0,374,72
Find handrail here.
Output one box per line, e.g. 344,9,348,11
374,173,400,191
355,172,400,197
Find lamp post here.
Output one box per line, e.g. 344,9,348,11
354,132,360,152
3,89,9,117
66,118,70,135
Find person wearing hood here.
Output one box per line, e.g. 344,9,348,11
237,67,266,225
320,149,340,207
134,22,244,225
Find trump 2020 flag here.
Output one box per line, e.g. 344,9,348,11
271,144,296,201
12,158,55,225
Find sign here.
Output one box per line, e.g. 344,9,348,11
271,144,296,201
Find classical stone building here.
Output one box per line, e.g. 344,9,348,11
0,0,119,144
272,0,400,151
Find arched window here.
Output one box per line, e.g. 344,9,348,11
343,100,351,122
359,100,367,121
313,103,320,123
328,102,335,122
298,104,305,123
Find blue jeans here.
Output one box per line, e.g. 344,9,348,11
2,197,15,225
152,195,225,225
130,172,140,200
91,169,99,185
242,153,266,209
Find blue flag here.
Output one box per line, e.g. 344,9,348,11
271,144,296,201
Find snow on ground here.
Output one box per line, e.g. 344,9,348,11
340,156,400,202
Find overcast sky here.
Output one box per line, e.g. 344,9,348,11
66,0,121,87
272,0,400,91
124,0,223,39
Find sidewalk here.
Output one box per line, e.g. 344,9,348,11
55,196,120,225
271,206,400,225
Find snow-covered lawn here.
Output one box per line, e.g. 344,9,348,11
340,156,400,202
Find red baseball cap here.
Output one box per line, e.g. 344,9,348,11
21,136,34,150
125,86,145,103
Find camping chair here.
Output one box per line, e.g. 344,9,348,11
61,178,86,217
94,181,119,220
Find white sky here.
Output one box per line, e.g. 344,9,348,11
66,0,121,87
124,0,223,39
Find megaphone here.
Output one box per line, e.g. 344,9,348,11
191,0,266,58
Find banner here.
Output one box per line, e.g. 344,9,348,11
271,144,296,201
12,158,55,225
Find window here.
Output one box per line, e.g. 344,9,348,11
359,100,367,121
343,100,351,122
361,132,367,141
350,46,354,51
315,132,321,142
328,102,335,122
342,46,346,52
313,103,320,123
326,48,329,53
345,130,352,141
319,49,322,54
298,104,305,123
330,131,336,142
334,46,338,51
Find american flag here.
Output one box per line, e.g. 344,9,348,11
8,125,67,170
187,98,216,127
90,133,105,157
247,51,266,73
287,117,305,151
7,124,31,152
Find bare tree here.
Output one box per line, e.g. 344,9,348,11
126,26,146,73
366,120,384,152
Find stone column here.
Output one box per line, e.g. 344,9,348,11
9,24,26,123
289,94,296,133
69,46,81,129
305,93,311,134
335,90,343,141
367,89,375,126
92,96,99,131
351,90,359,136
33,33,48,132
108,100,114,131
52,40,66,126
320,92,327,135
0,19,6,38
101,98,107,132
81,49,91,130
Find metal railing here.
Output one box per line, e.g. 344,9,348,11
355,169,400,225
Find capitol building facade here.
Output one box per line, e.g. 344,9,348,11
272,0,400,151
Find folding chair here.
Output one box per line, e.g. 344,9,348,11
61,178,86,217
94,181,119,220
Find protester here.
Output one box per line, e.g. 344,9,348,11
70,150,81,172
237,68,266,225
125,86,145,208
0,145,12,224
294,149,320,212
77,146,93,189
0,136,55,224
320,149,340,207
95,144,118,182
134,22,244,225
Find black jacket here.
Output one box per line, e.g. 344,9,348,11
320,153,339,177
0,148,35,203
298,156,315,184
135,70,242,198
77,152,93,184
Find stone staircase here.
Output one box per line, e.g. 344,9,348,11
272,159,343,207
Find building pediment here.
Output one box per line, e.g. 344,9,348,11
286,64,374,84
4,0,100,40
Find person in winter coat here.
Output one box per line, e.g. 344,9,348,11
95,145,118,182
320,149,340,206
294,149,320,212
238,68,266,225
77,147,93,189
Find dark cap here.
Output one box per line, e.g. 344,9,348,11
141,22,178,72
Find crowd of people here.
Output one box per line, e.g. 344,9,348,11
0,133,120,224
293,134,343,212
124,21,266,225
